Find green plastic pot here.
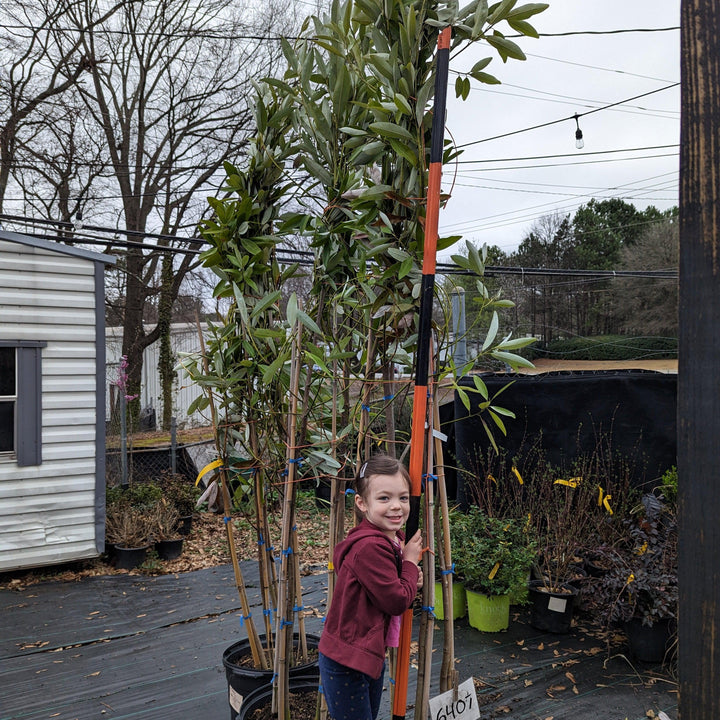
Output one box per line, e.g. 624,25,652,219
434,580,467,620
466,589,511,632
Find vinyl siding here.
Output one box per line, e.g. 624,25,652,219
0,236,108,571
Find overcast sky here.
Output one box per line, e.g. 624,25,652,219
439,0,681,259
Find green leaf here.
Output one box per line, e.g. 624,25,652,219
368,121,416,142
232,285,249,326
490,350,535,368
472,375,489,400
251,290,282,318
286,293,298,326
297,309,323,336
398,257,414,278
507,18,539,37
488,408,508,435
470,57,493,74
482,311,499,351
457,386,471,411
495,336,536,350
471,70,501,85
393,92,413,116
486,34,527,62
262,354,287,385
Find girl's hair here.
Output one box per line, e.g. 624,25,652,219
354,453,411,498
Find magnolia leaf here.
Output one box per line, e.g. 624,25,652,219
482,311,499,351
508,18,539,37
457,386,471,411
393,92,413,116
297,309,323,336
286,292,298,326
471,70,502,85
250,290,282,318
472,374,489,400
487,34,527,62
368,121,416,142
491,350,535,368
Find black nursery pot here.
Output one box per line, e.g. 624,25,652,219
624,617,673,663
223,633,320,720
114,545,149,570
155,538,184,560
528,580,579,634
175,515,193,536
235,678,319,720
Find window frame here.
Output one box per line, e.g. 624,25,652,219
0,340,45,466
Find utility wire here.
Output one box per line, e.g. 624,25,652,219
455,83,680,149
1,213,677,279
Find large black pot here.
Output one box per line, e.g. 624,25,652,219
155,537,184,560
235,678,319,720
223,633,320,720
528,580,579,633
114,545,149,570
624,617,673,663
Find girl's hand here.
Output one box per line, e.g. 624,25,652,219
403,530,423,565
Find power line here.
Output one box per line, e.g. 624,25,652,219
0,213,677,280
455,144,679,166
455,83,680,150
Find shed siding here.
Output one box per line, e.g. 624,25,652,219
0,238,104,571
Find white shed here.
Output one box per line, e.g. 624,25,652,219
0,230,114,572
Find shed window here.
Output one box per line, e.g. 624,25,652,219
0,341,45,466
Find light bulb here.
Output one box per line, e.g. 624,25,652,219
573,113,584,149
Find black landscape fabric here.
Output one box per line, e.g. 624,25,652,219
0,561,676,720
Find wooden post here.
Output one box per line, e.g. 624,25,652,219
678,1,720,716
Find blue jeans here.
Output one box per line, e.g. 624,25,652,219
318,652,385,720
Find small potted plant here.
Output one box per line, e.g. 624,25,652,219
105,499,151,570
148,498,184,560
591,496,677,663
451,507,536,632
158,471,200,535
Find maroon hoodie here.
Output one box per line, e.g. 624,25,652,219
318,518,420,679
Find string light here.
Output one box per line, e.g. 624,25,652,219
573,113,584,149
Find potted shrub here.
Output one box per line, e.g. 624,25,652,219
148,498,184,560
591,496,677,663
105,501,150,570
157,471,200,535
451,508,536,632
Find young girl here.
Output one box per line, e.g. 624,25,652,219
318,454,423,720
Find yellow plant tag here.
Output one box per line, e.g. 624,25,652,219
554,477,579,488
488,562,500,580
195,458,223,486
627,573,635,584
636,541,648,556
603,494,614,515
598,485,605,506
511,466,524,485
487,473,498,485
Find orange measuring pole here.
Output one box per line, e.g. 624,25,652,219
392,25,452,720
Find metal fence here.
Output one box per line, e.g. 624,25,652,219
106,409,216,486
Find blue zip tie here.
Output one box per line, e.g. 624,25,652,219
267,545,275,553
263,608,273,617
361,403,371,412
293,604,304,613
345,488,356,495
281,468,289,477
383,394,394,401
239,613,252,627
283,546,293,556
441,564,455,575
223,516,231,524
422,605,436,618
389,677,395,685
318,685,324,695
288,457,304,465
291,525,297,532
280,619,293,628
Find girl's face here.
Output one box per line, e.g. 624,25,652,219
355,471,411,539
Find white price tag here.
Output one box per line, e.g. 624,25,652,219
428,677,480,720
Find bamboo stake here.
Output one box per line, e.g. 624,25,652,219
274,317,303,718
414,344,437,720
194,313,266,669
433,391,457,693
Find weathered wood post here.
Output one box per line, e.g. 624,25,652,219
678,1,720,716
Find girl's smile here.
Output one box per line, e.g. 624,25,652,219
355,471,411,540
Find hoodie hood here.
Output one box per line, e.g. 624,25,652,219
333,519,405,573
